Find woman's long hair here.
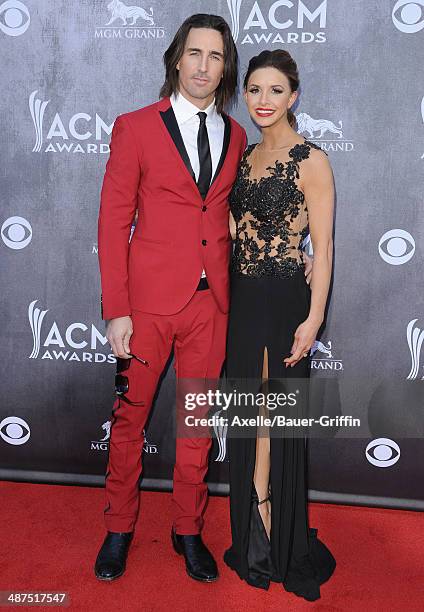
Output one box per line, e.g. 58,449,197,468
159,14,238,115
243,50,299,128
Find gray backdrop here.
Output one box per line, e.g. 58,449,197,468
1,0,423,510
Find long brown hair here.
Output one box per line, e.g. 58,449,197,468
159,14,238,115
243,50,299,128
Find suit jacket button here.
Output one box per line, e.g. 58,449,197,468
202,239,207,246
202,206,207,212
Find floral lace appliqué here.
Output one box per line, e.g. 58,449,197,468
229,140,326,278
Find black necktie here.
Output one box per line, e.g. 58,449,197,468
196,111,212,200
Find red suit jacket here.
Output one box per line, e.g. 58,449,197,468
98,96,247,320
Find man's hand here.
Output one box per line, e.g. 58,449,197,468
302,251,313,285
106,316,133,358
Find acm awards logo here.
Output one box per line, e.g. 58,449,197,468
29,90,113,155
227,0,327,45
392,0,424,33
406,319,424,380
310,339,343,371
91,421,158,453
296,111,354,153
28,300,115,364
0,0,30,36
212,409,228,462
95,0,165,39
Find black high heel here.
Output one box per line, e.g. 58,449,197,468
246,485,275,589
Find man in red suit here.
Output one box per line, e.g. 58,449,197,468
94,14,246,582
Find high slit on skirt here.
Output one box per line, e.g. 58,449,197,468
223,270,336,602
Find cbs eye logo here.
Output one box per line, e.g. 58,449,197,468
0,416,30,445
392,0,424,33
1,216,32,249
0,0,30,36
378,229,415,265
365,438,400,467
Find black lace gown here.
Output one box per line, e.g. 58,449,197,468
223,140,336,602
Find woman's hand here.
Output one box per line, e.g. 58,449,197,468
283,318,321,368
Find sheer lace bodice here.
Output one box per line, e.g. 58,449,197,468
229,140,326,277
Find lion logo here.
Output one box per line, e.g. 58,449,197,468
99,420,111,441
106,0,154,26
311,340,333,359
297,112,343,139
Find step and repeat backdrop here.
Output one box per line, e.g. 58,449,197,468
1,0,423,509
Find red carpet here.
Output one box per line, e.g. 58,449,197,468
0,481,423,611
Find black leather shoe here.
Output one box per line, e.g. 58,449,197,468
94,531,134,581
171,527,218,582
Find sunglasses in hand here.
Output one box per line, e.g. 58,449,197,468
115,353,149,406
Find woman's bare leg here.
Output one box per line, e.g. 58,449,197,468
253,346,271,539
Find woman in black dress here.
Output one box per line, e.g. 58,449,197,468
223,50,336,601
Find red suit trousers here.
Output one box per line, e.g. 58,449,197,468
103,288,228,535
